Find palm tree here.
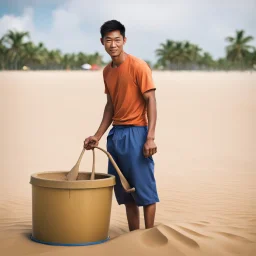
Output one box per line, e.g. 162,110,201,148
22,42,45,69
76,52,87,68
4,30,30,70
247,49,256,69
185,42,202,69
155,40,175,67
171,41,186,68
226,30,254,68
47,49,62,69
62,53,76,70
177,41,201,69
155,40,202,69
216,58,232,70
0,36,8,70
86,52,103,66
198,52,215,69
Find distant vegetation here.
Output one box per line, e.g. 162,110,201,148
0,30,104,70
0,29,255,71
154,30,255,70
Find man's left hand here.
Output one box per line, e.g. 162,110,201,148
143,139,157,158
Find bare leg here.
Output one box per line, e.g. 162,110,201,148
125,202,140,231
143,203,156,229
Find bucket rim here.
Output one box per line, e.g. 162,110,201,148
30,171,116,189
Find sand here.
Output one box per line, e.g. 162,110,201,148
0,71,255,256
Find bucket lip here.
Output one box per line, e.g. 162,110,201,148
30,171,116,189
30,170,115,181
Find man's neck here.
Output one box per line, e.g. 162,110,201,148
111,51,127,68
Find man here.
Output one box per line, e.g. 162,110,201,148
84,20,159,231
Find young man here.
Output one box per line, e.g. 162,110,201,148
84,20,159,231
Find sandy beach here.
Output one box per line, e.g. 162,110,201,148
0,71,255,256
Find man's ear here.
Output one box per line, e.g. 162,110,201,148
123,37,127,45
100,38,104,45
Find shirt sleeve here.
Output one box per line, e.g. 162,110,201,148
103,68,110,94
136,62,156,94
104,79,109,94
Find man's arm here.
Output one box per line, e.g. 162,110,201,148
143,89,157,157
84,94,114,150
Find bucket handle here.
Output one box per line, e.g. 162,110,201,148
88,146,135,193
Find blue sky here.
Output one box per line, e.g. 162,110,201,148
0,0,255,63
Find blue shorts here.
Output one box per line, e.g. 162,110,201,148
106,125,160,207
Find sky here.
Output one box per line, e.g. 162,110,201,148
0,0,255,63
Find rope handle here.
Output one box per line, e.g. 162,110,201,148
78,147,135,193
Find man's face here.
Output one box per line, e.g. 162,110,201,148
101,30,126,57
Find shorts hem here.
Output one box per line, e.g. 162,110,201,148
117,199,160,207
137,200,160,207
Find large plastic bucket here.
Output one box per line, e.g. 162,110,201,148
30,147,135,246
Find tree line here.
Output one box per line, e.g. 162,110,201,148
0,29,255,71
0,31,104,70
154,30,255,70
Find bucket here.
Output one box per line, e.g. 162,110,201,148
30,146,134,246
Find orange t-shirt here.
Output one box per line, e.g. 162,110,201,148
103,54,155,126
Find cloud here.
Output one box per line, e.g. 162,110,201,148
0,0,255,62
0,7,34,36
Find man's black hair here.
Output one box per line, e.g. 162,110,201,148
100,20,125,38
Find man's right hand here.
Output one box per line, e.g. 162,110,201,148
84,136,99,150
